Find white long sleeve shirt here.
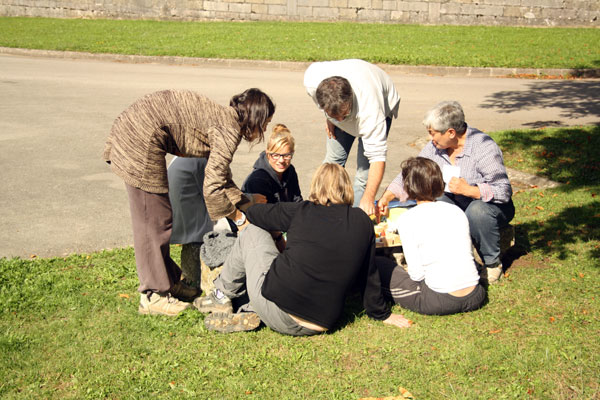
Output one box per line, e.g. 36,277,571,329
303,59,401,163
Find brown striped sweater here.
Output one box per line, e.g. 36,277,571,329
103,90,247,220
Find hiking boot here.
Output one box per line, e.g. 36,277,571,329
139,292,192,316
204,312,261,333
487,264,504,284
193,289,233,314
170,280,200,301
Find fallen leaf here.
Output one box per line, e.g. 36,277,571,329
547,241,552,246
536,206,544,210
572,278,577,282
579,273,584,278
489,329,502,334
30,254,37,259
169,381,176,389
530,184,538,188
119,293,130,299
245,391,253,395
549,317,555,322
538,192,545,197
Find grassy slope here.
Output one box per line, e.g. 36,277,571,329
0,126,598,399
1,17,599,69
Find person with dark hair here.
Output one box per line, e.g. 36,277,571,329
376,157,486,316
103,88,275,316
194,163,412,335
303,59,401,216
378,101,515,284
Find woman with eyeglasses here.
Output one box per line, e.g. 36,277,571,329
241,124,302,251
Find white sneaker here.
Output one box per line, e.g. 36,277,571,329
487,264,504,284
139,292,192,316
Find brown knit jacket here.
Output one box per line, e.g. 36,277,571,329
103,90,246,220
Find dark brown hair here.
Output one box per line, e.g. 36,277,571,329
402,157,444,202
230,88,275,143
315,76,353,118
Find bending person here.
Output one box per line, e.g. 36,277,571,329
241,123,302,250
303,59,401,216
195,163,412,335
378,101,514,284
103,88,275,316
377,157,486,315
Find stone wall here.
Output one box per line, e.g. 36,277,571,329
1,0,598,26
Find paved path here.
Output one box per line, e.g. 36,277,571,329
1,52,598,259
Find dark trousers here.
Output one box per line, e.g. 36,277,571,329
126,183,181,293
377,256,486,316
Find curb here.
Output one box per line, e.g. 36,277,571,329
2,47,599,78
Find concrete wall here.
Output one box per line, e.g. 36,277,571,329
1,0,598,26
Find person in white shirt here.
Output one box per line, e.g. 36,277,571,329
376,157,486,315
303,59,401,216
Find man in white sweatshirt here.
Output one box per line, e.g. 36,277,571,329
303,59,401,216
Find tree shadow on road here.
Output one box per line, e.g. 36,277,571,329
480,80,600,127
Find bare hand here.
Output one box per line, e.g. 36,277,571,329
447,177,480,199
359,195,376,217
252,193,267,205
326,120,336,139
383,313,412,329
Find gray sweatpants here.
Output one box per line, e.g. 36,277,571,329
214,224,319,336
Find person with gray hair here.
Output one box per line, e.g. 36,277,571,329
303,59,401,217
378,101,514,284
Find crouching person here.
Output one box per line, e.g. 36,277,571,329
195,163,412,335
377,157,486,315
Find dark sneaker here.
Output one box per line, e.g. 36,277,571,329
139,293,192,316
193,289,233,314
170,280,200,301
204,312,261,333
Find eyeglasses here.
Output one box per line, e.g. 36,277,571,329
268,152,294,161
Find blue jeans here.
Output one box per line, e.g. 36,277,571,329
324,118,392,207
438,194,515,266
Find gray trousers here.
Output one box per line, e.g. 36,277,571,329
126,183,181,294
214,224,319,336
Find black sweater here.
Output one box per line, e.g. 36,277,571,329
241,151,302,204
247,201,391,330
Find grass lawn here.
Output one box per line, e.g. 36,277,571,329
0,126,598,399
1,17,599,70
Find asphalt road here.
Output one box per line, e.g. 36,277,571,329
1,52,598,259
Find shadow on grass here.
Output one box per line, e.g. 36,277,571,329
511,203,600,264
494,126,600,264
493,126,600,185
480,80,600,123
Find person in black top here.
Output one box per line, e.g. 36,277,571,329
195,163,412,335
241,123,302,252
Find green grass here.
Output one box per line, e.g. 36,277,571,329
1,126,599,398
1,17,599,69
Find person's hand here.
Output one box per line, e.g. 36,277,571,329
447,177,480,198
376,190,396,218
359,194,376,217
252,193,267,205
326,120,336,139
383,313,412,328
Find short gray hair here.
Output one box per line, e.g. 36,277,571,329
422,101,467,135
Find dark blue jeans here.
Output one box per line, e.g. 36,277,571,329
438,194,515,266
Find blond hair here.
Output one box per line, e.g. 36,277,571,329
267,123,295,153
308,163,354,206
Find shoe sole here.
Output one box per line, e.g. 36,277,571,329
204,312,260,333
138,303,191,316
